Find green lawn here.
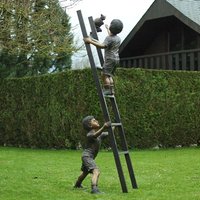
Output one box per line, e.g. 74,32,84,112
0,147,200,200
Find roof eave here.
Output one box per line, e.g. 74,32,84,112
119,0,200,54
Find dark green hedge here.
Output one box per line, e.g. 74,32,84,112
0,68,200,149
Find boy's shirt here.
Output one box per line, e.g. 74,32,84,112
82,130,108,159
103,35,121,61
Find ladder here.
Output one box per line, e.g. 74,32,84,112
77,10,138,193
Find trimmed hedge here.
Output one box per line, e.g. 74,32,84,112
0,68,200,149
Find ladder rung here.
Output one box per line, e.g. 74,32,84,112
112,123,122,126
118,151,129,155
103,94,115,98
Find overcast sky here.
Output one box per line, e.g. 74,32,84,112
60,0,155,68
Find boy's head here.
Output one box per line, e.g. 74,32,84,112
82,116,100,131
82,116,94,131
109,19,123,35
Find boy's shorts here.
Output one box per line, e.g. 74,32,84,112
81,156,98,173
102,59,119,77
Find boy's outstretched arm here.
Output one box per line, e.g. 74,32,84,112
105,24,111,36
84,37,106,49
93,121,111,138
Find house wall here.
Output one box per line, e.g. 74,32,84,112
120,16,200,59
143,20,200,55
144,31,168,55
198,35,200,48
119,0,200,71
183,25,199,50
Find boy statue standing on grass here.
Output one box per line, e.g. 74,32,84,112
74,116,111,194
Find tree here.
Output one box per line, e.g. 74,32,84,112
59,0,82,8
0,0,78,78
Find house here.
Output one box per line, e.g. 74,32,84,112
119,0,200,70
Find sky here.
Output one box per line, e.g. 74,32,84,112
60,0,155,68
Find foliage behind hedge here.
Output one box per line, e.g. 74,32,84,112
0,68,200,149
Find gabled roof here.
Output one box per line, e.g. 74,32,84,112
167,0,200,26
119,0,200,54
